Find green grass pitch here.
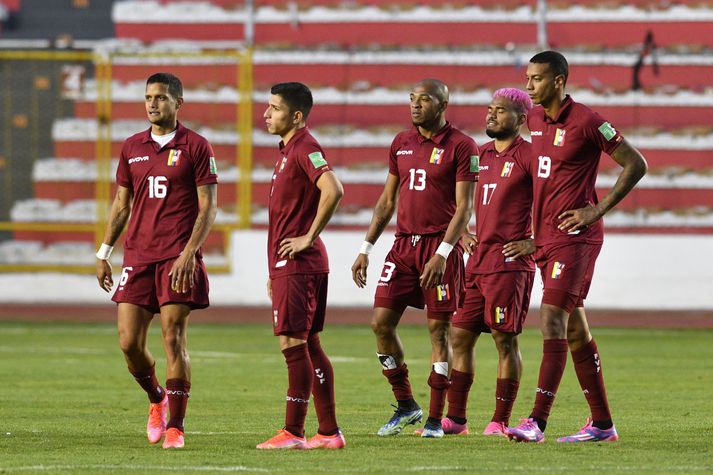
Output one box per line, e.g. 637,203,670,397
1,321,712,473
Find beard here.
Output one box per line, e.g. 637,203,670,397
485,127,514,140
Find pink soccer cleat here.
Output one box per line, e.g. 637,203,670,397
506,418,545,443
414,417,468,436
482,421,508,437
556,418,619,443
146,394,168,444
256,429,308,450
306,430,346,449
162,428,185,449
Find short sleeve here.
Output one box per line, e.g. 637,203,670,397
584,111,624,156
455,136,480,182
116,143,132,189
193,138,219,187
513,140,535,179
296,145,331,184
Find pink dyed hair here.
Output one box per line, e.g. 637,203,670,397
492,88,533,114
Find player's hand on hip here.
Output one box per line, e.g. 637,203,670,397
168,253,196,294
351,254,369,288
279,235,313,259
461,232,478,256
420,254,447,289
558,204,601,233
96,259,113,292
502,238,535,259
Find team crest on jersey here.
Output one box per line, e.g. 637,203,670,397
553,128,566,147
501,161,514,177
430,147,445,165
494,307,507,324
167,149,181,167
436,284,450,301
551,261,566,279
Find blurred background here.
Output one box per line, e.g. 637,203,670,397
0,0,711,312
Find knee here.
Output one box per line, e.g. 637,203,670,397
493,334,518,357
371,317,394,339
118,332,142,357
451,331,474,355
566,326,591,349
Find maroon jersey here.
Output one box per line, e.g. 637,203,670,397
268,127,331,278
527,95,624,246
116,122,218,266
468,137,535,274
389,123,479,236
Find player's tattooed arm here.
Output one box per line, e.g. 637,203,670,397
96,186,132,292
169,183,217,293
351,173,399,287
558,138,648,232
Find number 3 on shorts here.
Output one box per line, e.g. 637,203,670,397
379,262,396,282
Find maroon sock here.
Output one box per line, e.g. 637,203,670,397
282,343,313,438
129,364,164,404
492,378,520,425
445,369,473,421
530,339,568,425
383,363,414,402
572,339,612,422
307,334,338,436
427,370,450,420
165,378,190,432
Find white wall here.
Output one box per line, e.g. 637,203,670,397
1,231,711,309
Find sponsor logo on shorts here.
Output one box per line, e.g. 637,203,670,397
551,261,565,279
273,309,278,327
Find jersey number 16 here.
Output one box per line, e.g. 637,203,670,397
147,175,168,198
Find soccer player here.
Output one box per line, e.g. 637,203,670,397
256,82,346,450
507,51,648,443
95,72,218,449
351,79,479,438
436,88,536,437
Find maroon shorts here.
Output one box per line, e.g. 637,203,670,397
271,273,328,339
535,242,601,313
454,271,535,334
374,234,464,319
111,257,210,314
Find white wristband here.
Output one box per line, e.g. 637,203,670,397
435,241,454,259
359,241,374,255
95,243,114,260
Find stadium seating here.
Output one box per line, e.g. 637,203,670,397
6,0,713,267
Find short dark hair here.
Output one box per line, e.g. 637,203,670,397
530,50,569,84
270,82,313,120
146,73,183,99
